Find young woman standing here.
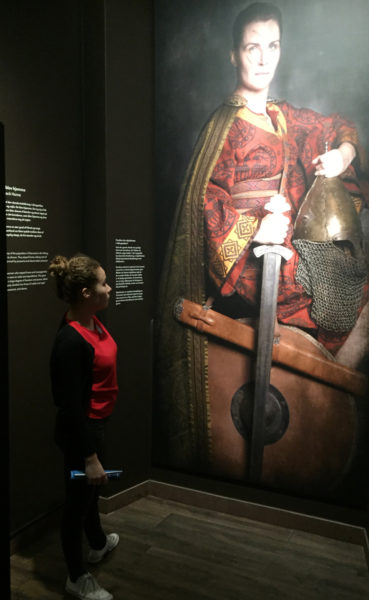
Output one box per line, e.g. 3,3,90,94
49,254,119,600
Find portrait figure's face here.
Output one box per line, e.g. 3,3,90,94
231,19,281,95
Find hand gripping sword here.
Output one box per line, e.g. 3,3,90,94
248,204,292,483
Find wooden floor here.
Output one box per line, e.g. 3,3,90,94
10,495,369,599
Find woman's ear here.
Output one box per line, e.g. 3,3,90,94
230,49,237,67
81,287,91,299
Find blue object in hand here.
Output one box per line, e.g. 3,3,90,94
70,469,123,479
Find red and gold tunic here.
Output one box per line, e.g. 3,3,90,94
204,101,365,353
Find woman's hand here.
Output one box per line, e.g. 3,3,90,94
312,142,356,178
254,194,290,245
84,453,108,485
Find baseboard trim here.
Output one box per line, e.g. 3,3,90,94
98,480,150,513
100,479,369,567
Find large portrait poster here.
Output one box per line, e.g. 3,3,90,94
153,0,369,509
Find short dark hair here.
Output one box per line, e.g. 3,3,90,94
232,2,283,49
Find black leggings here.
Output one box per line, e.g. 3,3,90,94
60,419,108,581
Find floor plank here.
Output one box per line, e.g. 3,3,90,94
10,495,369,599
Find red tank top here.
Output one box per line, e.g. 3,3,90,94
67,316,118,419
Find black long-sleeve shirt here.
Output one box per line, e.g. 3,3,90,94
50,318,96,457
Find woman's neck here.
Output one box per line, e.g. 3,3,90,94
233,87,269,115
66,305,96,330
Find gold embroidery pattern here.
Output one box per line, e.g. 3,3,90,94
211,215,258,283
236,218,258,238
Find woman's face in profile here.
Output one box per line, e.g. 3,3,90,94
87,266,112,311
231,19,281,96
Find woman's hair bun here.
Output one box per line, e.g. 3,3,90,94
48,255,69,279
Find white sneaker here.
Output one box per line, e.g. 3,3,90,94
65,572,113,600
87,533,120,564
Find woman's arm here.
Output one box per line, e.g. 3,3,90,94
280,102,362,178
50,326,95,457
312,142,356,178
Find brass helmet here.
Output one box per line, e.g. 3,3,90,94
293,176,363,254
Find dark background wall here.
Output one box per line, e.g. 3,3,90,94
2,0,154,537
102,0,154,491
154,0,369,277
2,0,85,535
80,0,155,496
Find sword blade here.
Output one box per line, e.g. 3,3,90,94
248,250,282,483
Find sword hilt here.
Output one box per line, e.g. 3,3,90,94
253,244,293,261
